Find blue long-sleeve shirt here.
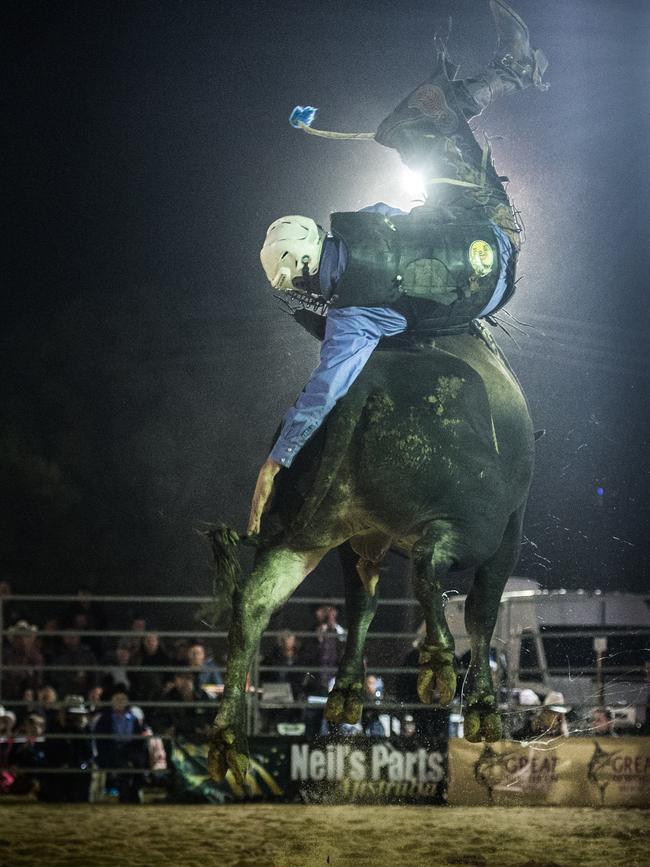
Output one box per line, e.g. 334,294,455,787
269,203,513,468
269,305,408,466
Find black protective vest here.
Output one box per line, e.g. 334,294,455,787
330,208,515,334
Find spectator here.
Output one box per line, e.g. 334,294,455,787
131,615,147,634
187,641,223,690
0,705,18,794
93,686,148,803
3,620,43,700
401,714,417,739
515,688,542,706
592,706,618,737
311,605,346,692
172,639,190,667
35,684,59,729
19,711,46,738
361,673,401,738
21,687,36,719
0,705,17,738
12,713,47,796
39,695,93,803
260,631,307,733
512,690,571,741
102,640,133,694
153,672,211,741
123,615,147,656
64,587,107,657
52,630,98,698
67,611,104,661
146,731,168,782
86,685,103,725
132,632,173,701
362,674,386,737
505,688,542,740
263,631,306,699
304,609,347,735
142,631,166,659
40,617,62,664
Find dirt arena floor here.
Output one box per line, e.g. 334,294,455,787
0,804,648,867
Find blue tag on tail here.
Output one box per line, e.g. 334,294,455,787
289,105,318,128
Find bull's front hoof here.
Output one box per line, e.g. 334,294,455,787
464,709,502,743
325,681,363,724
417,644,457,706
208,724,249,784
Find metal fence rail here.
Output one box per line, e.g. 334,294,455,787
2,593,647,732
1,592,648,794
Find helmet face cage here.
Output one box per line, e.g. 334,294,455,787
260,216,324,290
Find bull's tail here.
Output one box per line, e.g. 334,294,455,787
209,524,243,591
199,524,248,624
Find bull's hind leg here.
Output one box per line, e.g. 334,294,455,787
463,507,525,742
209,544,328,782
412,527,457,707
325,542,380,725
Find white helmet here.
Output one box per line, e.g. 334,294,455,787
260,216,324,290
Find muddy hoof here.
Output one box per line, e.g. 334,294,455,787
464,708,502,743
325,683,363,724
208,725,249,784
417,664,457,706
417,644,456,706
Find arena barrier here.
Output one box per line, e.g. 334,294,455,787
168,734,448,804
166,735,650,807
448,737,650,807
2,591,647,734
1,593,647,805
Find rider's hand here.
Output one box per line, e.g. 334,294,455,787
247,457,282,535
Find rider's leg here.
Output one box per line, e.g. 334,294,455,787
455,0,549,119
374,0,547,240
447,1,548,247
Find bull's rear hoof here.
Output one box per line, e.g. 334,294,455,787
325,683,363,724
482,712,502,742
464,709,503,743
208,725,249,784
417,664,457,706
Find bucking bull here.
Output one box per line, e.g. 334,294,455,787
207,321,534,782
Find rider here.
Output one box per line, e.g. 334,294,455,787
248,0,548,534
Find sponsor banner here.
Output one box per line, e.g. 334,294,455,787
168,737,288,804
448,737,650,807
168,736,447,804
290,736,447,804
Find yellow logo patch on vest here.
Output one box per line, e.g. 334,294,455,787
468,240,495,278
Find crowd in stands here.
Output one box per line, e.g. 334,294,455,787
0,582,229,801
0,581,647,801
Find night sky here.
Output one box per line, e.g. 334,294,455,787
4,0,649,598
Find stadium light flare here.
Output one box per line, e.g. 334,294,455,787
401,167,426,199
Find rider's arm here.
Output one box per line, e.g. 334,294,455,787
269,306,408,468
